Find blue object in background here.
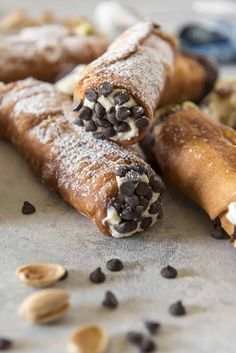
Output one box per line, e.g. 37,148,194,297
179,20,236,63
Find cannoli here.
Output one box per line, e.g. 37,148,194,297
0,78,165,238
204,78,236,129
159,53,218,106
74,21,176,145
141,103,236,238
0,24,107,83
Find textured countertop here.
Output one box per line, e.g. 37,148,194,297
1,1,236,352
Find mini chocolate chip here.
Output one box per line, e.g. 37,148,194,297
93,132,106,140
127,332,144,346
116,165,130,177
120,181,135,196
95,102,106,118
132,164,145,174
211,222,228,239
131,106,144,118
0,338,12,350
108,197,123,212
140,217,152,230
114,91,130,105
106,107,117,124
149,201,161,214
149,175,165,193
135,181,152,197
59,270,68,281
120,206,135,221
21,201,36,215
78,106,92,120
135,116,149,129
124,195,139,209
95,117,112,128
114,220,138,233
139,196,149,210
76,117,84,127
73,100,83,111
85,88,98,102
145,321,161,335
89,267,106,284
134,205,144,221
84,120,97,132
103,127,116,137
116,122,131,132
102,290,118,309
141,339,156,353
99,82,113,96
160,265,178,279
169,301,186,316
116,107,131,121
125,170,141,183
106,258,124,272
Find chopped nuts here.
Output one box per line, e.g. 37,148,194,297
67,324,109,353
16,263,67,287
18,289,70,324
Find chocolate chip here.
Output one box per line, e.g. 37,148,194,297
85,88,98,102
114,220,138,234
106,258,124,272
73,100,83,111
106,107,117,124
139,196,149,210
114,91,130,105
131,106,144,118
135,116,149,129
79,106,92,120
102,290,118,309
103,127,116,137
135,181,152,197
99,82,113,97
124,195,139,209
211,222,228,239
157,208,163,219
125,170,141,183
116,122,131,133
89,267,106,284
132,164,145,174
140,217,152,230
84,120,97,132
127,332,144,346
120,181,135,196
145,321,161,335
95,117,112,128
116,165,130,177
21,201,36,215
149,201,161,214
76,117,84,127
95,102,106,118
120,206,135,221
93,132,106,140
0,338,12,350
169,301,186,316
140,339,156,353
160,265,178,279
116,107,130,121
59,270,68,281
108,197,123,212
149,175,165,193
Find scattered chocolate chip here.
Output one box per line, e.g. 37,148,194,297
135,116,149,129
124,195,139,209
141,339,156,353
114,220,138,234
73,100,83,111
78,106,92,120
0,338,12,350
114,91,130,105
125,170,141,183
95,102,106,118
140,217,152,230
132,164,145,174
106,258,124,272
84,120,97,132
116,122,131,133
169,301,186,316
95,117,111,128
120,206,135,220
102,290,118,309
59,270,68,281
99,82,113,97
76,117,84,127
134,206,145,220
116,107,131,121
85,88,98,102
120,181,135,196
149,175,165,193
103,127,116,137
160,265,178,279
135,181,152,197
131,106,144,118
93,132,106,140
116,165,130,177
139,196,149,210
89,267,106,284
211,222,228,239
149,201,161,214
21,201,36,215
108,197,123,212
127,332,144,346
145,321,161,335
106,107,117,124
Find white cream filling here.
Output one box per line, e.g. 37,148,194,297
226,202,236,225
83,88,140,141
55,65,86,95
102,174,160,238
